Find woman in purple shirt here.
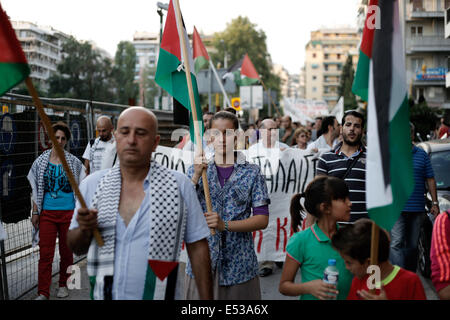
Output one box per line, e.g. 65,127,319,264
185,111,270,300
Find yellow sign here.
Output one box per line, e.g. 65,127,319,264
231,98,241,111
2,105,8,114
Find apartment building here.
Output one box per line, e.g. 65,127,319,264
12,21,69,91
304,28,360,108
401,0,450,108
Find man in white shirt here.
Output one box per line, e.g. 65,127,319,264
83,116,117,175
306,115,340,155
248,118,287,277
67,107,213,300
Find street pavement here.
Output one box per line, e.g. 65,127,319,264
20,258,439,300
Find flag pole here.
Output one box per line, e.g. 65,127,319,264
369,221,380,293
25,77,104,247
259,76,282,117
174,0,215,235
209,60,232,109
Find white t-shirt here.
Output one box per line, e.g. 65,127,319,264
82,137,117,173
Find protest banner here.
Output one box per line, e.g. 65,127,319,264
152,145,317,262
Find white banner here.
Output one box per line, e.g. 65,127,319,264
152,146,317,262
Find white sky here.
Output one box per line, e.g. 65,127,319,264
2,0,359,74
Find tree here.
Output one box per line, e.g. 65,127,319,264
113,41,138,105
409,97,440,141
141,65,159,108
338,55,358,111
210,16,281,111
48,37,114,102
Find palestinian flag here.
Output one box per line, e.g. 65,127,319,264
352,0,414,231
155,0,203,143
223,53,259,86
0,4,30,96
192,26,209,74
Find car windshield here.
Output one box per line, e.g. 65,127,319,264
430,150,450,191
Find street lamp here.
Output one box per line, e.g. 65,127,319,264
157,2,169,110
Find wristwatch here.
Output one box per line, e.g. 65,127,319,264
432,201,439,206
32,211,39,215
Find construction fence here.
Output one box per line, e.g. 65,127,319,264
0,93,181,299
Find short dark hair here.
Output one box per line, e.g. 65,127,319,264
320,116,337,134
342,110,364,128
331,218,390,264
211,111,239,130
52,121,71,141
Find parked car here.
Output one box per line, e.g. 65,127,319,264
416,138,450,278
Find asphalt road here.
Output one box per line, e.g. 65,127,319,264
20,259,439,300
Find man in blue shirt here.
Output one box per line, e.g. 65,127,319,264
389,123,440,272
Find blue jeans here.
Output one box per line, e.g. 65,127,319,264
389,211,424,272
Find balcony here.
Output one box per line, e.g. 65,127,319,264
407,1,445,20
406,36,450,53
324,69,342,76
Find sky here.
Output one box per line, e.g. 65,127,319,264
2,0,360,74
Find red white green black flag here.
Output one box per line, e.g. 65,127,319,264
0,3,30,96
192,26,210,75
155,0,204,143
353,0,414,231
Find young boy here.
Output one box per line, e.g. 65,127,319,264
331,219,426,300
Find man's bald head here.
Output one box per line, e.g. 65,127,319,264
118,107,158,134
260,119,277,130
96,116,114,141
115,107,160,169
260,118,279,148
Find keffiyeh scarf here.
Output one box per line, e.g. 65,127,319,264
27,149,82,214
87,161,186,300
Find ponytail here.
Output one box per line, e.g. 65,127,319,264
290,193,306,233
290,176,350,233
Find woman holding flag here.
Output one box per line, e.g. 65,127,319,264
27,122,84,300
185,111,270,300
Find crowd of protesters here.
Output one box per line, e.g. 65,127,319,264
25,106,450,301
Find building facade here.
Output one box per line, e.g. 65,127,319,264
12,21,69,91
401,0,450,108
304,28,360,107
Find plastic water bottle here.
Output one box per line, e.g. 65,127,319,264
323,259,339,300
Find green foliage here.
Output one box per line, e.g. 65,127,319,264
409,97,440,141
210,16,281,117
140,65,159,108
338,55,358,111
113,41,139,105
48,37,114,102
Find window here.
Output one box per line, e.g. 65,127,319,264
313,75,317,80
324,54,329,60
312,53,317,58
337,54,341,60
412,57,424,72
312,87,317,92
411,26,423,37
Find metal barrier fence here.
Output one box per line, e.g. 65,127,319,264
0,93,182,299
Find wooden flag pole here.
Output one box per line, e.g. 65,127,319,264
369,221,380,293
259,76,282,117
25,78,104,247
174,0,215,235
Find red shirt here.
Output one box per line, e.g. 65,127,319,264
347,266,426,300
438,125,450,139
431,211,450,292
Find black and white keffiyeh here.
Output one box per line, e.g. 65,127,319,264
87,161,186,300
27,149,83,214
